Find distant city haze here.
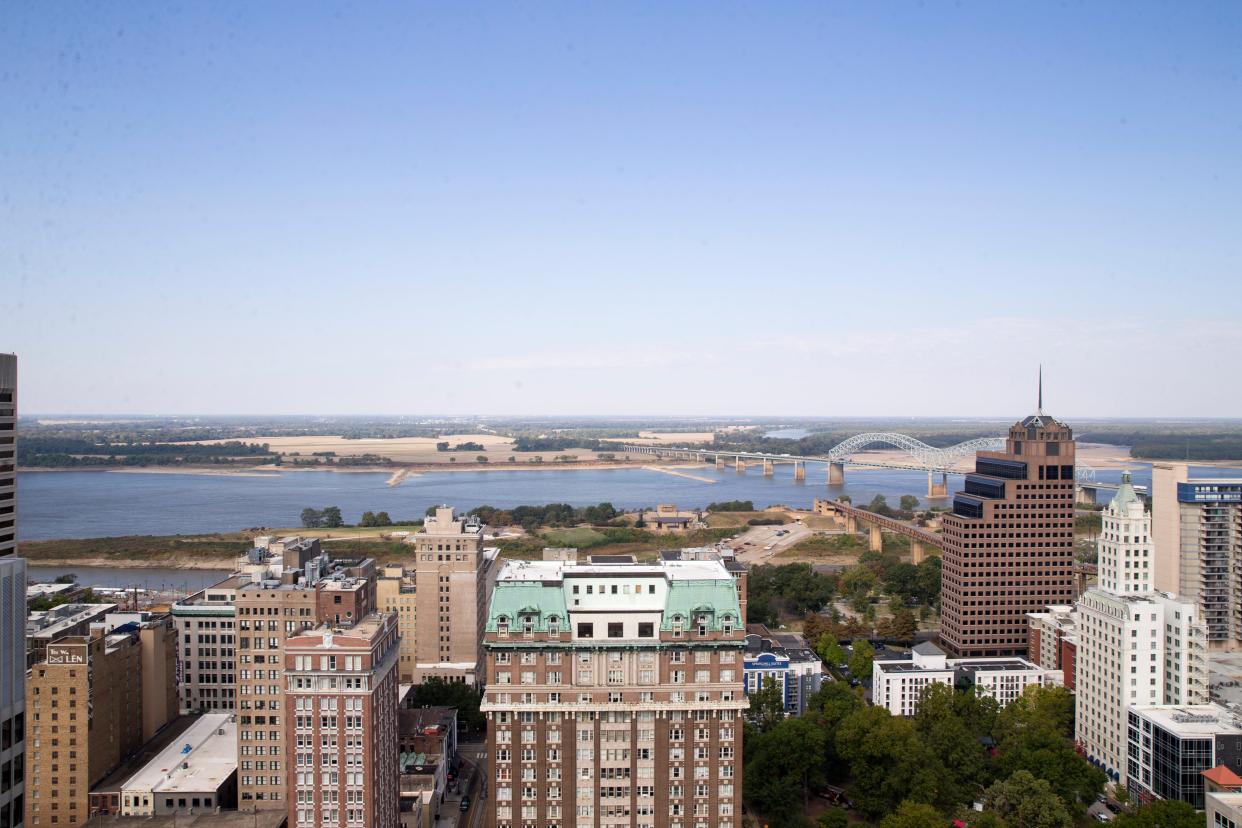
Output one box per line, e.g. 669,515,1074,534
3,3,1240,416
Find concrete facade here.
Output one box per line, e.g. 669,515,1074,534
172,576,242,714
1074,475,1208,782
285,614,400,828
872,642,1058,717
939,409,1077,657
120,713,238,816
1151,464,1242,649
481,556,746,828
411,507,490,685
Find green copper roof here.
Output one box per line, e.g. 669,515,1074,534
661,579,741,631
485,581,567,633
1109,470,1141,513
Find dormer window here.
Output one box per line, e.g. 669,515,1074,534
672,614,684,637
548,616,560,636
497,615,509,637
722,615,733,635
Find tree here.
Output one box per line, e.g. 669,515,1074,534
994,687,1105,811
743,714,828,823
817,811,848,828
1113,799,1200,828
408,677,485,732
53,574,77,584
436,441,450,451
818,638,847,669
880,801,945,828
836,706,948,818
899,495,920,512
359,510,377,527
887,607,918,639
981,770,1073,828
374,511,392,526
747,676,786,731
848,640,875,679
321,506,343,528
840,566,876,602
476,455,489,463
301,507,323,528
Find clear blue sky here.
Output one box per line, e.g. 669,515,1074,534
3,2,1240,417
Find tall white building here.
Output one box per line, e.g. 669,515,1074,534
1075,473,1208,782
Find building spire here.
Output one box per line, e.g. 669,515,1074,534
1037,365,1044,415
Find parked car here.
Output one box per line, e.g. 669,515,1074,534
461,796,471,812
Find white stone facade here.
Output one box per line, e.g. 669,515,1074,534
1074,475,1208,781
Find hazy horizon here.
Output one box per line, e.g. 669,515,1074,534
4,3,1240,417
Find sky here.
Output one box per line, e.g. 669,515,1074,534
2,2,1240,417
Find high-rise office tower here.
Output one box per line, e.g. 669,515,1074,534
284,614,399,828
480,556,746,828
940,387,1077,657
1074,474,1207,782
1152,463,1242,649
0,557,25,828
234,556,376,810
0,354,15,558
411,506,492,684
1,354,24,828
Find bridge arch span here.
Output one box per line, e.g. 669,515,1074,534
827,432,1005,470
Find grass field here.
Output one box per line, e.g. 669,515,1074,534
19,534,254,567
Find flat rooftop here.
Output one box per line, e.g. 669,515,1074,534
1209,651,1242,708
497,558,730,583
85,814,286,828
122,713,237,795
1134,704,1242,736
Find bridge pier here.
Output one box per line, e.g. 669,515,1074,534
828,461,845,486
794,461,805,481
927,471,949,499
910,539,926,564
763,459,774,477
1076,485,1097,506
868,525,883,552
715,455,725,471
844,514,857,534
735,456,746,473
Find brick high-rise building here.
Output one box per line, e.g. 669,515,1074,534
235,556,376,810
480,556,746,828
25,629,144,828
376,564,418,682
285,614,399,828
940,392,1077,657
411,506,493,684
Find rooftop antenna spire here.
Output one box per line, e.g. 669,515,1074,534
1037,365,1044,415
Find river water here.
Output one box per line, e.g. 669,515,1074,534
20,461,1235,543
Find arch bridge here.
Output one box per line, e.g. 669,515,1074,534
621,432,1007,498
